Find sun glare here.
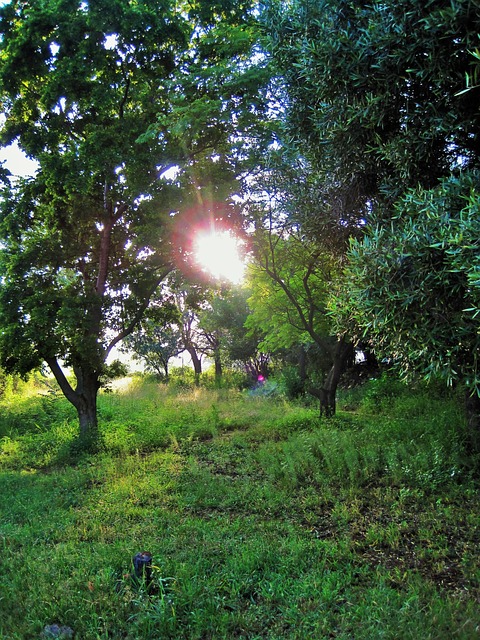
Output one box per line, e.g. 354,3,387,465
194,230,245,284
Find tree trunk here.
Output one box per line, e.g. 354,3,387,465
298,344,307,393
308,337,353,418
465,389,480,453
214,349,222,380
46,357,100,445
72,367,101,446
77,390,99,441
187,346,202,385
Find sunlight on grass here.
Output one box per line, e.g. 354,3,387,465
0,376,478,639
108,376,136,393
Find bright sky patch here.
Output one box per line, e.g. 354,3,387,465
194,230,245,284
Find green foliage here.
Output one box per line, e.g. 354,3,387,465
167,365,198,389
0,378,479,638
333,173,480,393
0,373,74,438
101,360,130,385
247,233,334,352
0,368,22,401
0,0,269,436
123,295,182,379
256,404,468,492
198,366,250,391
140,5,274,186
0,0,194,432
456,48,480,96
264,1,480,416
199,285,262,369
266,0,480,204
272,365,305,400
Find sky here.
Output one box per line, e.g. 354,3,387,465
0,142,39,178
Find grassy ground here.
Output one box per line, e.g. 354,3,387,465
0,375,478,639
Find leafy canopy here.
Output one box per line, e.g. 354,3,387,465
0,0,268,436
332,173,480,393
267,0,480,199
0,0,194,376
264,0,480,400
247,226,335,354
0,0,268,370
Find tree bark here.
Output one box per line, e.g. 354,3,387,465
186,346,202,385
465,389,480,453
298,344,307,393
214,348,222,380
308,337,353,418
46,357,100,443
73,364,101,441
77,389,99,440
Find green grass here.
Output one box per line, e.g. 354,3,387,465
0,375,479,639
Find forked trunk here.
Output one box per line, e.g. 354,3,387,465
309,337,353,418
46,357,100,444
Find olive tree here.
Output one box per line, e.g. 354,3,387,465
262,0,480,423
333,173,480,447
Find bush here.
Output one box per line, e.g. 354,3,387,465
198,367,250,390
168,366,197,389
361,374,410,414
276,366,305,400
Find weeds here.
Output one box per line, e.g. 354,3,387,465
0,375,478,638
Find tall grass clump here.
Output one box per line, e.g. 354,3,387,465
98,379,320,454
0,372,75,439
0,371,474,490
256,376,474,491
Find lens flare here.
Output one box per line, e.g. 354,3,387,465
194,230,245,284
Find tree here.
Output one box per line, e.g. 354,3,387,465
124,278,265,385
265,0,480,213
128,323,181,380
247,211,351,416
262,0,480,423
141,1,275,207
199,285,268,382
332,173,480,447
133,275,217,384
0,0,264,441
197,294,226,381
122,289,181,379
172,283,206,382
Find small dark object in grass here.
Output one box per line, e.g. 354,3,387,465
41,624,74,639
133,550,157,593
133,550,153,583
115,551,155,594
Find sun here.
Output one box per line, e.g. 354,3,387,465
194,230,245,284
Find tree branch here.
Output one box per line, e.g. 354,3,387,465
105,267,173,359
44,357,79,408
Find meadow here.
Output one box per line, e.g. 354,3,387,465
0,373,478,639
